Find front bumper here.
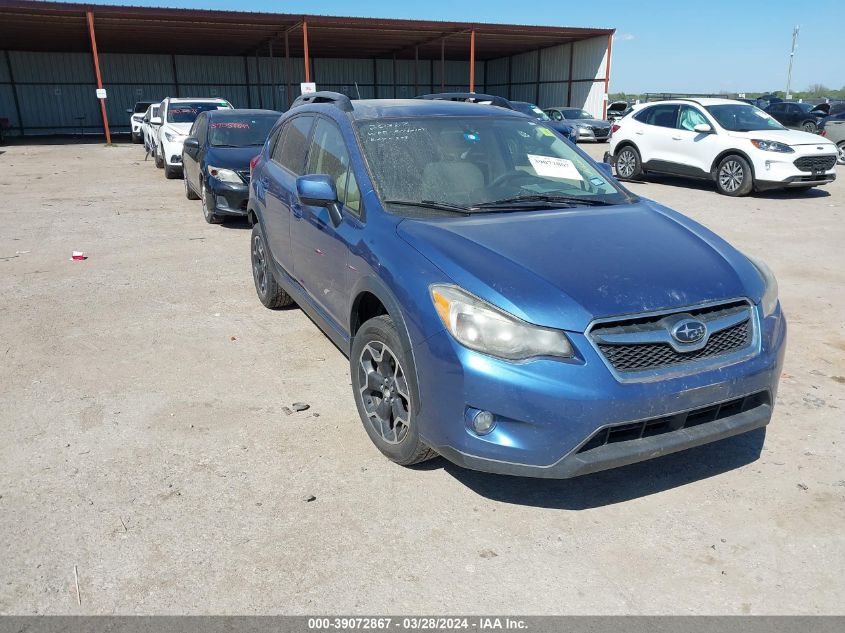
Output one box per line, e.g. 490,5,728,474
161,137,186,167
413,303,786,478
751,152,837,190
206,177,249,216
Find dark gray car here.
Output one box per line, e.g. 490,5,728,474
544,106,612,142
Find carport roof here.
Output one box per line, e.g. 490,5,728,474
0,1,614,59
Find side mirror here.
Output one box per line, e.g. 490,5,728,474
297,175,342,226
693,123,713,134
126,108,133,114
150,116,162,126
183,137,200,152
597,162,613,178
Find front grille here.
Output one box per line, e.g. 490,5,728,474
591,301,753,374
794,155,836,172
591,126,610,137
576,391,770,454
599,320,750,372
237,169,250,183
239,199,248,211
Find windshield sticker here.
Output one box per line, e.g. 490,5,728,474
211,122,250,129
463,132,480,142
170,108,198,115
537,127,555,137
589,176,606,187
360,121,427,143
527,154,583,180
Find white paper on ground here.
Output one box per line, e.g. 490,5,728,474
527,154,583,180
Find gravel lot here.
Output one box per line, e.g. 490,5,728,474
0,138,843,615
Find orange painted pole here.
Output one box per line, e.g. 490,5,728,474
603,32,613,119
86,9,111,144
469,30,476,92
302,19,311,84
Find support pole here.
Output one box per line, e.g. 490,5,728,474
534,49,541,105
3,50,23,136
171,54,179,97
269,40,277,111
284,30,292,107
567,42,574,106
302,20,311,84
255,49,264,108
85,9,110,144
507,54,512,99
243,55,252,108
440,38,445,91
414,46,419,95
392,55,397,98
603,32,613,119
469,30,476,92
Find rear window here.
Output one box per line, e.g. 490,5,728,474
167,101,230,123
208,116,279,147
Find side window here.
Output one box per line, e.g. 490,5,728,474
192,114,206,141
678,106,709,131
270,124,288,162
635,104,679,128
548,110,562,121
307,118,361,215
276,115,315,175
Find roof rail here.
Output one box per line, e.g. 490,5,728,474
290,91,354,112
417,92,515,110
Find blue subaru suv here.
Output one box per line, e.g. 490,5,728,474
247,92,786,478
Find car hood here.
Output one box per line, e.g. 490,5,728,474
205,146,262,170
164,122,193,135
727,128,836,147
397,199,763,332
546,121,573,134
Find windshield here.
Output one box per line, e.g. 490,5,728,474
209,116,279,147
562,109,593,119
356,116,629,213
511,102,550,121
705,104,786,132
167,102,230,124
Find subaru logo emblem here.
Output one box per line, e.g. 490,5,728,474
671,318,707,344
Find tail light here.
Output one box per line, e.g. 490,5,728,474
819,129,826,137
249,154,260,178
611,124,621,134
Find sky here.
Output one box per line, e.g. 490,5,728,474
82,0,845,94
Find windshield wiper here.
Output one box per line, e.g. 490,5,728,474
471,194,616,210
383,199,471,214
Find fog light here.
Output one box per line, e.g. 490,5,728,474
472,410,496,435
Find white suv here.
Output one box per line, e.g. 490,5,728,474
152,97,232,178
607,98,838,196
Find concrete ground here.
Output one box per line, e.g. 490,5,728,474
0,138,843,615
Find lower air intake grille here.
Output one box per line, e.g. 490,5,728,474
576,391,770,454
794,155,836,172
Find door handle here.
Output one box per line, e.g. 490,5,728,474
291,202,303,219
635,130,644,135
672,136,682,140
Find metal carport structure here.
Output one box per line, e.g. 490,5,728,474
0,0,614,138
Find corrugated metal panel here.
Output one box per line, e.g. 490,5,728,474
584,80,606,118
0,84,19,128
100,53,173,83
376,59,394,85
539,44,570,82
0,54,10,82
314,58,374,84
175,55,246,84
572,36,608,82
486,57,508,84
509,84,536,103
10,51,94,83
176,84,248,108
103,84,172,124
510,51,538,82
486,84,508,98
16,84,100,131
538,82,567,108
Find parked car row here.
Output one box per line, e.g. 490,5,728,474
605,97,839,196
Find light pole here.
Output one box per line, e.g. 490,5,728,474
785,25,799,99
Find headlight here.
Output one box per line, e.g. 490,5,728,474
163,130,184,143
750,139,794,153
207,166,242,184
747,255,779,316
576,124,591,130
430,284,573,361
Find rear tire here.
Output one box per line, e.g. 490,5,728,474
250,223,293,309
715,155,754,197
351,315,437,467
614,145,643,180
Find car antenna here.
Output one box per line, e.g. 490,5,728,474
354,82,362,100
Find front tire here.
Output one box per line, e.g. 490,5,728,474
154,146,163,169
715,155,753,197
250,224,293,309
201,183,222,224
164,163,181,179
131,131,142,144
614,145,643,180
837,141,845,165
801,120,818,134
351,315,437,466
